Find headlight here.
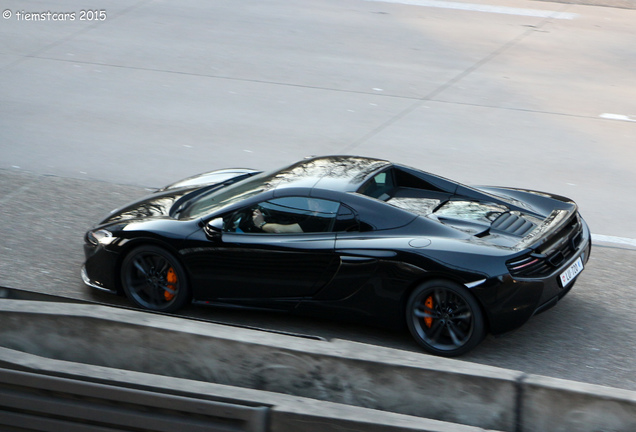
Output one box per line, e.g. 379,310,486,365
86,229,116,246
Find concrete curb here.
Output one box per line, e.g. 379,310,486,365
0,299,634,431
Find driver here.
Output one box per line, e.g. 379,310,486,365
252,199,329,233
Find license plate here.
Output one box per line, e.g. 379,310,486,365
560,257,584,287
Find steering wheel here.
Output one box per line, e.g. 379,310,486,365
227,211,246,232
256,205,271,218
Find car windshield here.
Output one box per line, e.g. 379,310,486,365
179,171,273,219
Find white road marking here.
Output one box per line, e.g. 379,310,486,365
361,0,578,19
592,234,636,248
600,113,636,122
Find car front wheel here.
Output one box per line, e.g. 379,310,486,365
406,279,485,357
121,245,190,313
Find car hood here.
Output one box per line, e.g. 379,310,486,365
97,168,260,226
157,168,259,191
97,189,194,226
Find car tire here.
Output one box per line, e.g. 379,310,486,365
406,279,485,357
121,245,190,313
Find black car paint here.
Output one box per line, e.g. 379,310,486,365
83,156,590,344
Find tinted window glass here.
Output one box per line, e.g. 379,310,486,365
265,197,338,233
359,170,394,200
333,205,360,232
226,197,340,233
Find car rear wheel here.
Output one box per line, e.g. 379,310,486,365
406,279,485,357
121,245,190,313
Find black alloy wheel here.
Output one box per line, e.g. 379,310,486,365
406,279,485,357
121,245,190,313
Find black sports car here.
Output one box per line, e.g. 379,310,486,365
82,156,590,356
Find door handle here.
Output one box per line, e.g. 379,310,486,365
340,256,377,263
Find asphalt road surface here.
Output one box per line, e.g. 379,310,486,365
1,0,635,392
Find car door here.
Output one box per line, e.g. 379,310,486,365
181,197,340,307
310,204,383,302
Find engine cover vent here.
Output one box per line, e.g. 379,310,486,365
491,212,536,237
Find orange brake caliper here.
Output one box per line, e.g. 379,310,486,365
165,267,177,301
424,296,434,328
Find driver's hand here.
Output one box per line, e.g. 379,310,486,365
252,209,265,226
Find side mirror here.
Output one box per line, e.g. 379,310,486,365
205,218,224,238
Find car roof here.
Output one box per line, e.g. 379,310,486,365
266,155,391,193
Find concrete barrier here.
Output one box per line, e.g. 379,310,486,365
0,347,495,432
520,375,636,432
0,299,635,431
0,299,519,430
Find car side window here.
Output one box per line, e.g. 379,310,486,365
359,170,395,201
333,204,360,232
225,197,340,234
